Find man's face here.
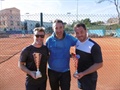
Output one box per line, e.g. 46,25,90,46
53,22,64,39
74,26,87,42
34,31,45,45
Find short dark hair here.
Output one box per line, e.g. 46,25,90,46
53,19,64,24
74,23,86,30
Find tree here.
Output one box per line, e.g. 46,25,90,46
92,21,105,25
97,0,120,24
81,18,91,26
35,22,40,27
24,21,27,30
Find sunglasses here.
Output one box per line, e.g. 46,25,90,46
35,35,45,38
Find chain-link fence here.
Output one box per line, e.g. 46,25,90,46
0,13,120,90
20,13,120,37
0,12,120,37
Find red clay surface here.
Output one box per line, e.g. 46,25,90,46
0,35,120,90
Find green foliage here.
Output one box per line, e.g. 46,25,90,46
87,24,120,30
35,22,40,27
24,22,27,30
88,25,106,30
65,24,73,31
66,18,106,30
65,18,120,32
46,27,53,33
105,24,120,30
4,28,6,31
81,18,91,26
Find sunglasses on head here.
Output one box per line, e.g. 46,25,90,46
35,35,45,38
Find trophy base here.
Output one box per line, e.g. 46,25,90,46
36,71,42,78
73,71,79,78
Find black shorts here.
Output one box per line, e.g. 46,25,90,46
78,73,98,90
25,75,47,90
26,80,46,90
48,69,71,90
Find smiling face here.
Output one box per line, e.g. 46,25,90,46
34,31,45,45
74,23,88,42
33,27,45,46
52,19,64,39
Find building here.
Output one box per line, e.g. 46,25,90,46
107,18,119,25
0,7,21,31
22,20,52,34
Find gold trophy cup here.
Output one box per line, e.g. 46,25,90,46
33,52,42,78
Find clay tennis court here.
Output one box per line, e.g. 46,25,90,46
0,35,120,90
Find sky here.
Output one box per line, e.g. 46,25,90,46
1,0,117,15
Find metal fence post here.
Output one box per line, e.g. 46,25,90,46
40,12,43,27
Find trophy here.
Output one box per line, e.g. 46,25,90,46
71,53,80,78
33,52,42,78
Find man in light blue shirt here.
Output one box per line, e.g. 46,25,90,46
46,19,77,90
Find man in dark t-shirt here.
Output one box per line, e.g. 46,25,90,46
73,23,103,90
18,27,49,90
